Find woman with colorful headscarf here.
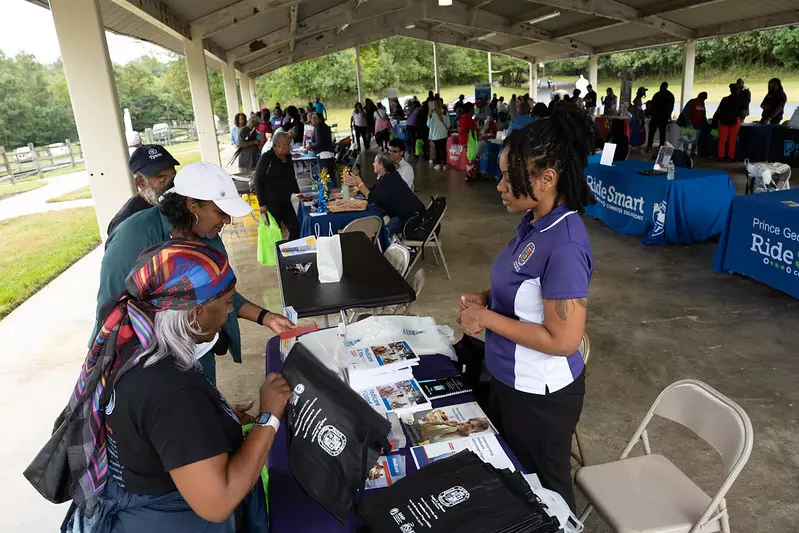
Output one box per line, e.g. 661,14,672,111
94,162,295,385
47,240,291,532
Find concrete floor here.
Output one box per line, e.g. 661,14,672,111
2,150,798,530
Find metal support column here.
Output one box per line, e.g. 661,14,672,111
222,60,240,129
50,0,134,239
355,46,364,103
488,52,493,87
681,40,696,109
433,42,440,95
529,62,538,101
588,55,598,89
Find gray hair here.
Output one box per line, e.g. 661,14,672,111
140,309,205,372
272,131,291,145
374,152,396,174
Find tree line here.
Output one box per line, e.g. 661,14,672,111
0,27,796,148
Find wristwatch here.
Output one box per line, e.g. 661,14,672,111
254,412,280,432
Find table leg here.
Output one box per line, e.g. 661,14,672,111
323,314,329,328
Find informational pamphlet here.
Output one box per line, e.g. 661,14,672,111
384,412,407,452
359,378,430,416
418,375,472,400
279,236,317,256
400,402,497,446
344,341,420,383
411,434,515,472
365,455,407,490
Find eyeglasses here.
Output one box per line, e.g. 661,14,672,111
389,149,403,154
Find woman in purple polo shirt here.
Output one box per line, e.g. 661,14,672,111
458,103,596,511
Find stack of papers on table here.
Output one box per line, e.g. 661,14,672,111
343,341,420,389
279,236,316,256
358,376,430,416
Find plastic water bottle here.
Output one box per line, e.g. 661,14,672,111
667,161,675,181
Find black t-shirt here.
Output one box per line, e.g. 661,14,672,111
761,91,787,123
107,195,151,235
254,150,300,205
369,171,425,220
584,90,597,108
105,357,244,495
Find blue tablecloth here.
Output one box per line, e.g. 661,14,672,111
736,124,799,164
713,189,799,299
296,200,390,250
481,141,502,178
585,161,736,245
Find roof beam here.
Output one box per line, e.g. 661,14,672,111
288,3,298,53
641,0,724,16
241,8,420,72
526,0,696,39
422,0,594,53
695,9,799,39
190,0,313,38
551,19,623,38
109,0,190,40
401,26,503,53
228,0,416,63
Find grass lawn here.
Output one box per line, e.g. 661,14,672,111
46,185,92,203
0,180,46,200
0,207,100,318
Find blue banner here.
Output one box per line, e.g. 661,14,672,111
585,161,735,245
714,189,799,299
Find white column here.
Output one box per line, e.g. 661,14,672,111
50,0,134,239
588,54,598,89
487,52,493,87
238,74,252,114
529,62,538,101
249,78,259,112
222,61,240,129
355,46,364,103
681,40,696,109
184,29,221,166
432,42,440,95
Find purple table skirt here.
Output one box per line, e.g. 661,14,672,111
264,335,524,532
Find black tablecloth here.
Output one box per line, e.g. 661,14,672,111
277,231,415,318
736,124,799,163
264,335,525,532
769,126,799,165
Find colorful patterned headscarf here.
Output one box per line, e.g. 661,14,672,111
66,239,235,512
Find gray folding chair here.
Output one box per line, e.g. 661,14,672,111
576,379,753,533
388,269,425,315
342,215,383,252
401,206,450,280
571,334,591,469
383,243,411,277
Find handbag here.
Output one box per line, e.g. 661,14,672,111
281,343,391,523
467,130,479,161
415,138,424,157
257,212,282,266
23,408,73,503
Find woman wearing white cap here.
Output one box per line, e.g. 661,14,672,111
93,162,296,384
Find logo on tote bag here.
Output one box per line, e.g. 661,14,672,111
318,425,347,456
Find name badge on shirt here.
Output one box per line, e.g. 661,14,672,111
513,242,535,272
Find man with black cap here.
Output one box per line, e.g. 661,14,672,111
107,144,179,235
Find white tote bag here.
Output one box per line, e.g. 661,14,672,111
316,234,343,283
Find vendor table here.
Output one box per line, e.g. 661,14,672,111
277,231,414,322
713,189,799,299
264,336,525,532
585,161,736,245
296,200,390,250
481,139,502,179
594,116,631,142
736,124,799,164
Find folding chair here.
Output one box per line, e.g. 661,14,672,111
389,269,425,316
383,243,411,277
401,206,451,280
571,334,591,469
342,216,383,252
345,244,411,322
576,379,753,533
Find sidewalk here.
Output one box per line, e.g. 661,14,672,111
0,170,92,221
0,246,102,529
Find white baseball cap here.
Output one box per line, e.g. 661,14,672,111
168,162,251,218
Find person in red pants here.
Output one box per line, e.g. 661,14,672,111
714,83,742,160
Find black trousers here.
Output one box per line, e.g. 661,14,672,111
647,118,668,149
432,138,447,166
263,195,300,240
354,125,368,150
487,372,585,511
406,126,418,156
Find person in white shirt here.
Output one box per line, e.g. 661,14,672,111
388,138,415,191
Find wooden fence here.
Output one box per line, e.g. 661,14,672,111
0,139,84,184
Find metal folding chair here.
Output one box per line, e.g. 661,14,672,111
401,206,450,280
342,215,383,252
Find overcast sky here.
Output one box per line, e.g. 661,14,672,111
0,0,174,64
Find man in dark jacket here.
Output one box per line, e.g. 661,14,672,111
646,81,675,151
736,78,751,121
107,145,179,235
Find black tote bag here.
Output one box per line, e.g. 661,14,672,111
281,343,391,523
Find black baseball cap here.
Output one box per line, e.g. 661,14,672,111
129,145,180,176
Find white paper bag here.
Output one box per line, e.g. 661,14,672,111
316,234,343,283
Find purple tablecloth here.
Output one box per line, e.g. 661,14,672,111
264,335,524,532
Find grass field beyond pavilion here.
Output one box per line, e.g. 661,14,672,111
0,207,100,318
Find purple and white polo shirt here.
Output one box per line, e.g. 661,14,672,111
486,204,593,394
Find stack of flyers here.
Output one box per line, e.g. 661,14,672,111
344,341,420,389
384,413,407,452
359,378,430,416
365,455,407,490
410,434,515,472
400,402,497,446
